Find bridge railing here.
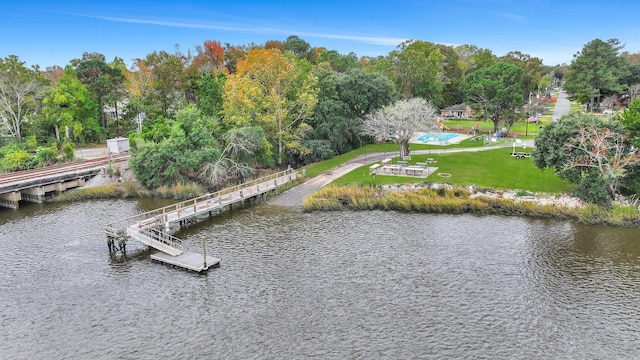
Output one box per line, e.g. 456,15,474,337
105,167,297,234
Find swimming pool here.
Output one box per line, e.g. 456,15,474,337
416,132,461,143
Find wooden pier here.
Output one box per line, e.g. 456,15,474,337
105,168,298,272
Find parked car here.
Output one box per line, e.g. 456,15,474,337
603,109,615,115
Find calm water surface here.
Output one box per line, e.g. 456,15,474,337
1,199,639,359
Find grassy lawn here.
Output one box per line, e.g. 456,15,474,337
315,146,573,194
570,102,582,112
302,139,489,178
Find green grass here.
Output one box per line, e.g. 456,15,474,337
332,147,573,194
570,102,582,112
302,140,487,178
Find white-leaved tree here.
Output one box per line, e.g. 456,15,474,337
361,97,439,158
0,55,44,142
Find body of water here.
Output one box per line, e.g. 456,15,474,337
1,199,639,359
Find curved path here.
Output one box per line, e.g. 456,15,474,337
268,144,532,207
270,94,571,207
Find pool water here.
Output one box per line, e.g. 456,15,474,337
416,132,461,143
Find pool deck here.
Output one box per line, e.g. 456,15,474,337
411,131,470,145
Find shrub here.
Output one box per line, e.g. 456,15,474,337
574,172,611,207
0,149,35,171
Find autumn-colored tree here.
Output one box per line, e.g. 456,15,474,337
204,40,226,72
264,40,285,53
223,48,318,165
43,65,65,85
223,43,249,74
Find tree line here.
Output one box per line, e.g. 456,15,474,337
1,36,640,202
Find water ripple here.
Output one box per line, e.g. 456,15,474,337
1,203,639,359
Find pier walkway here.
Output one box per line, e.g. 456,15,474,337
105,168,298,272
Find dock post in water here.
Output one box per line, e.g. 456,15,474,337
202,237,207,269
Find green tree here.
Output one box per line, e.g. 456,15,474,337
374,40,443,102
130,105,267,188
454,45,496,74
317,50,360,73
462,62,524,132
500,51,543,102
142,51,187,118
41,67,100,143
619,97,640,147
533,112,640,205
435,44,465,106
73,52,125,131
0,55,47,142
284,35,311,60
311,67,398,154
129,105,219,187
564,38,629,111
198,72,226,117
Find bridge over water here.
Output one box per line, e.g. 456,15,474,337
0,154,129,209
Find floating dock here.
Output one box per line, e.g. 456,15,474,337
105,168,298,272
151,251,221,272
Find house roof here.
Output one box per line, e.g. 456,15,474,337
440,103,468,111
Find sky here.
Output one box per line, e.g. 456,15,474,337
2,0,640,69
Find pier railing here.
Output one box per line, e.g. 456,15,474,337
105,168,297,236
128,225,184,256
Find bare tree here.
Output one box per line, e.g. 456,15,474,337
0,56,43,142
563,126,640,197
361,97,439,158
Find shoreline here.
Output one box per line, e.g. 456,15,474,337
302,183,640,228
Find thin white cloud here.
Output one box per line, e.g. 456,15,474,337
84,15,408,46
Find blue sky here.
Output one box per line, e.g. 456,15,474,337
2,0,639,69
